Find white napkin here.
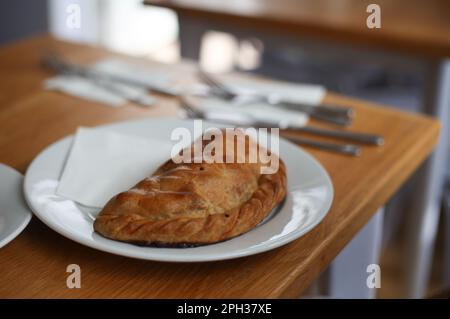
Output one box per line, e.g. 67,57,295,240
44,75,156,107
197,75,326,127
189,96,309,128
190,74,326,128
56,127,173,208
45,75,125,107
93,58,179,95
220,74,325,106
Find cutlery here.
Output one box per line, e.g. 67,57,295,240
179,98,383,146
198,71,354,125
179,99,362,156
42,54,157,107
42,54,177,98
43,55,354,126
86,78,156,107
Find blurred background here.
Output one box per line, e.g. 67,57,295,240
0,0,448,298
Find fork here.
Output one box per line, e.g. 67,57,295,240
42,54,157,107
198,71,354,126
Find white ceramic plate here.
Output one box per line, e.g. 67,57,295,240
24,118,333,262
0,164,32,248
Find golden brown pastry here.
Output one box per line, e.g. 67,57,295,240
94,129,287,246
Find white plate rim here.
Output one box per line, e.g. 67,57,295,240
0,164,32,249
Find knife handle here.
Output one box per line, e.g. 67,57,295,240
283,135,361,156
294,126,384,146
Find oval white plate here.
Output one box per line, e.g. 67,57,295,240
0,164,32,248
24,118,333,262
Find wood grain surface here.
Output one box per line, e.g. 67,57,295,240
145,0,450,58
0,35,440,298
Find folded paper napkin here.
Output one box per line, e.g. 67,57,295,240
45,75,125,107
199,74,326,127
220,74,325,106
189,96,310,128
93,58,176,94
56,127,173,208
44,75,156,107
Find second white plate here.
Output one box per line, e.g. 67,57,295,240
0,164,32,248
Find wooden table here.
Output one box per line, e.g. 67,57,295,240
147,0,450,298
0,35,440,298
145,0,450,58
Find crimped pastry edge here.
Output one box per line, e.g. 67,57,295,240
94,160,287,247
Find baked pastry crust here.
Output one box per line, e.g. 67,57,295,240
94,129,287,246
